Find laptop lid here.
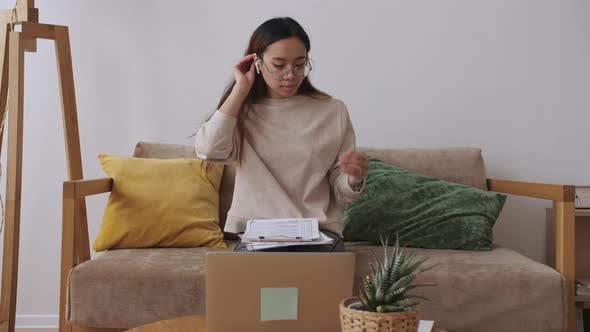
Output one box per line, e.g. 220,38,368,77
206,252,355,332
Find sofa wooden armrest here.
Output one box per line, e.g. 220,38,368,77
487,178,576,332
487,178,575,201
64,178,113,198
60,178,113,332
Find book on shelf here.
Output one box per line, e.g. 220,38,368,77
576,278,590,296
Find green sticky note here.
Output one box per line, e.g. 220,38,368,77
260,287,298,321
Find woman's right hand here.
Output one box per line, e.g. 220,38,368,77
233,53,257,94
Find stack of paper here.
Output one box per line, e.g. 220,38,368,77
241,218,333,251
246,232,334,251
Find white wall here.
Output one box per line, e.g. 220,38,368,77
0,0,588,326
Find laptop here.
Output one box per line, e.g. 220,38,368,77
206,252,356,332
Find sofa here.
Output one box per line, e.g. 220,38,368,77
59,141,576,332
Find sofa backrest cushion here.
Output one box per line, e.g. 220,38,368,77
359,147,487,190
132,142,488,228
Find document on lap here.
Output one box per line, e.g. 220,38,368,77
240,218,333,251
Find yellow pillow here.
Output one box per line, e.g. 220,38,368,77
93,154,227,252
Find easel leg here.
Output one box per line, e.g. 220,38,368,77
0,31,24,332
0,23,9,151
54,26,89,332
54,26,89,263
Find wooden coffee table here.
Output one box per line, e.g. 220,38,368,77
126,315,448,331
127,315,205,331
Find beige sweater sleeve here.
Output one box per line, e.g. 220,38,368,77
194,111,240,164
328,103,364,210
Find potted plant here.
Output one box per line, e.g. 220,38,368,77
340,237,436,332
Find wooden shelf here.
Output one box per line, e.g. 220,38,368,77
576,295,590,303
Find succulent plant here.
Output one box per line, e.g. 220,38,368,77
359,236,436,313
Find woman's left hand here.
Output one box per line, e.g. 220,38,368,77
338,150,369,186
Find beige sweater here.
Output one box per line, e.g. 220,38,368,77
195,94,362,237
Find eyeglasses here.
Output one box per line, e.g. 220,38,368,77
260,58,313,80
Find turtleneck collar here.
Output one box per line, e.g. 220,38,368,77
255,94,308,106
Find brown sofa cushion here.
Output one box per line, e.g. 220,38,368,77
67,242,565,331
67,243,235,329
347,243,566,332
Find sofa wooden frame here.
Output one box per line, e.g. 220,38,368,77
59,177,576,332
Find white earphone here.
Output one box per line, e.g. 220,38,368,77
255,59,261,74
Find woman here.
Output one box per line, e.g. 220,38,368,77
195,17,369,252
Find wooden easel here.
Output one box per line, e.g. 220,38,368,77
0,2,89,332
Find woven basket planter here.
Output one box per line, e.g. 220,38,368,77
340,297,420,332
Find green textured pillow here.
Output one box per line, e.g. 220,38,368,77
343,157,506,250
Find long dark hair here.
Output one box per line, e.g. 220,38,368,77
214,17,330,163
